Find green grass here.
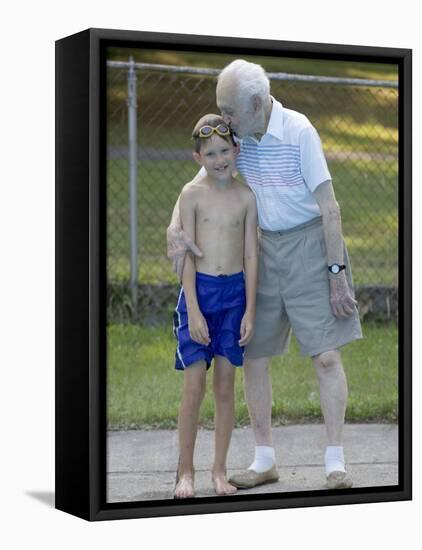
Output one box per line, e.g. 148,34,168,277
106,57,398,288
106,81,398,150
107,156,398,286
107,47,399,81
107,322,398,430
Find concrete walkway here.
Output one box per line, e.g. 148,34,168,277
107,424,398,503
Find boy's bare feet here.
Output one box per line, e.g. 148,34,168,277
212,472,238,496
174,474,195,499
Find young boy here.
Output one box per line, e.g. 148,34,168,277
173,114,258,498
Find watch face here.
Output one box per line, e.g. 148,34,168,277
331,264,340,274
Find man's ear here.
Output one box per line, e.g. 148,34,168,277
252,94,262,113
193,151,202,166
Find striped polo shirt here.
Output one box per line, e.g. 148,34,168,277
235,98,331,231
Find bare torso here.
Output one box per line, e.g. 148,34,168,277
192,178,250,276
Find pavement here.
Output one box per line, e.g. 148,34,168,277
107,423,398,502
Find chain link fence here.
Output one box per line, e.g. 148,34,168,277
106,60,398,323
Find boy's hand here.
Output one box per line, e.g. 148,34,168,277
188,308,211,346
239,311,255,347
166,224,203,279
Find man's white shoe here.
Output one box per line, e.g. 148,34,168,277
229,464,279,489
325,470,353,489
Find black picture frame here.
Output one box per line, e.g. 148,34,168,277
55,27,412,521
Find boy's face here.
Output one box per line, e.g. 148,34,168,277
193,134,237,181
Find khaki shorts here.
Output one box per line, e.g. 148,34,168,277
245,217,363,358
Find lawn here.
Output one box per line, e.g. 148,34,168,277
107,322,398,430
106,63,398,288
107,48,399,82
107,155,398,287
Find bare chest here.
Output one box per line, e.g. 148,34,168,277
196,198,246,233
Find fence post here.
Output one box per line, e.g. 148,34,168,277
127,57,138,321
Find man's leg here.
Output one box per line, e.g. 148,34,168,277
312,349,347,445
243,356,273,447
228,356,279,488
312,349,353,489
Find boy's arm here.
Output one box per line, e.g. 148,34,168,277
179,190,210,346
239,192,259,346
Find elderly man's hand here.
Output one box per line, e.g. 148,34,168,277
166,224,203,279
329,272,358,318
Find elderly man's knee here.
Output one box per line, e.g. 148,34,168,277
244,356,271,377
312,350,341,371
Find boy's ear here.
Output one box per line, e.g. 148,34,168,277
193,151,203,165
233,143,240,157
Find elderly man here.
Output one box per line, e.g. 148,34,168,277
167,59,362,490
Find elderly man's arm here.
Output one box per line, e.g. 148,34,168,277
166,170,205,278
313,180,358,318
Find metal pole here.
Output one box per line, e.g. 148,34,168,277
127,57,138,321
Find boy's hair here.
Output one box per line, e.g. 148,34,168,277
192,113,235,153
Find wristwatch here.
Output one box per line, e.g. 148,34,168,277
328,263,346,274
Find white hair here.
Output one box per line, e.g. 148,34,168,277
217,59,271,105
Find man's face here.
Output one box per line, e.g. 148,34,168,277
193,134,236,181
216,80,256,139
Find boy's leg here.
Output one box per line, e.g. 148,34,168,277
212,355,237,495
175,360,207,498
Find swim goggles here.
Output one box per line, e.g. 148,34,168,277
194,123,232,139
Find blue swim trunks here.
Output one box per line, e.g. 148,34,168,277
173,271,246,370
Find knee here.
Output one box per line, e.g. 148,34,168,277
196,379,207,402
244,356,271,380
214,380,234,404
185,380,206,407
312,350,340,371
